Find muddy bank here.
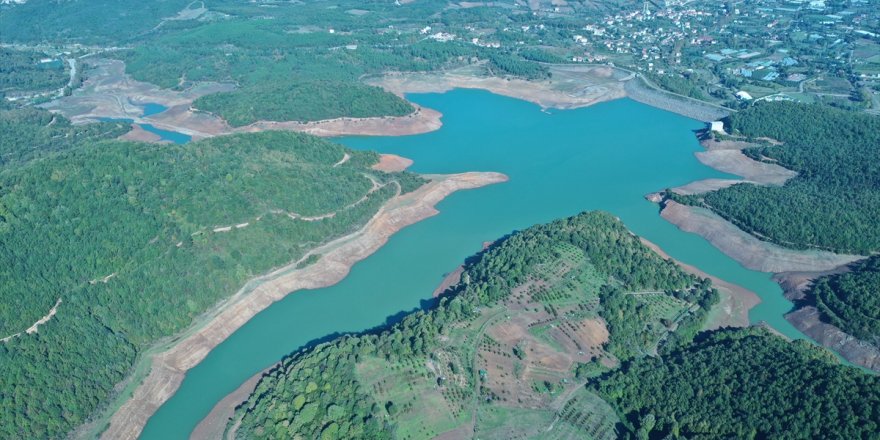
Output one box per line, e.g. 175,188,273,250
659,201,862,273
623,76,731,122
670,136,797,196
190,365,272,440
639,238,759,329
658,133,862,272
46,59,733,144
433,266,465,298
97,171,507,440
785,306,880,371
773,269,880,372
235,107,442,137
696,137,795,184
369,64,627,111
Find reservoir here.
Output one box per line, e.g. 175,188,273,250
141,91,806,439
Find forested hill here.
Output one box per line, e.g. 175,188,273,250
0,108,129,168
231,212,719,439
593,327,880,439
686,102,880,254
0,114,422,438
811,255,880,346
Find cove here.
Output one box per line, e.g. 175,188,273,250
138,123,191,144
140,91,806,439
141,102,168,117
98,115,191,144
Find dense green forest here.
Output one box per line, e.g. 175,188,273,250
0,115,422,438
0,49,69,93
811,255,880,345
593,327,880,439
0,108,129,168
0,0,193,43
194,80,413,126
689,102,880,254
232,212,718,439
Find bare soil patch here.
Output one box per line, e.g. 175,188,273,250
372,153,414,172
41,58,233,140
42,58,441,140
693,149,796,186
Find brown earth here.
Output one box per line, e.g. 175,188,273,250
639,238,759,329
99,171,508,440
372,153,414,172
659,201,862,273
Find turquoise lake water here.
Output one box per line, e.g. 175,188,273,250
138,123,191,144
142,102,168,117
99,103,192,144
140,91,807,439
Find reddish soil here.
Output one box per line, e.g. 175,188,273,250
372,153,414,172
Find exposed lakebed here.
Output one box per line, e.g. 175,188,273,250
140,91,809,438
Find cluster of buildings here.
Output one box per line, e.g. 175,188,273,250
558,0,877,102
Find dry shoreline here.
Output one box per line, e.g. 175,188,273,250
639,238,759,329
653,134,862,274
369,64,628,111
97,171,508,440
190,365,272,440
774,269,880,372
43,59,736,144
43,60,647,141
658,201,862,273
651,132,875,369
